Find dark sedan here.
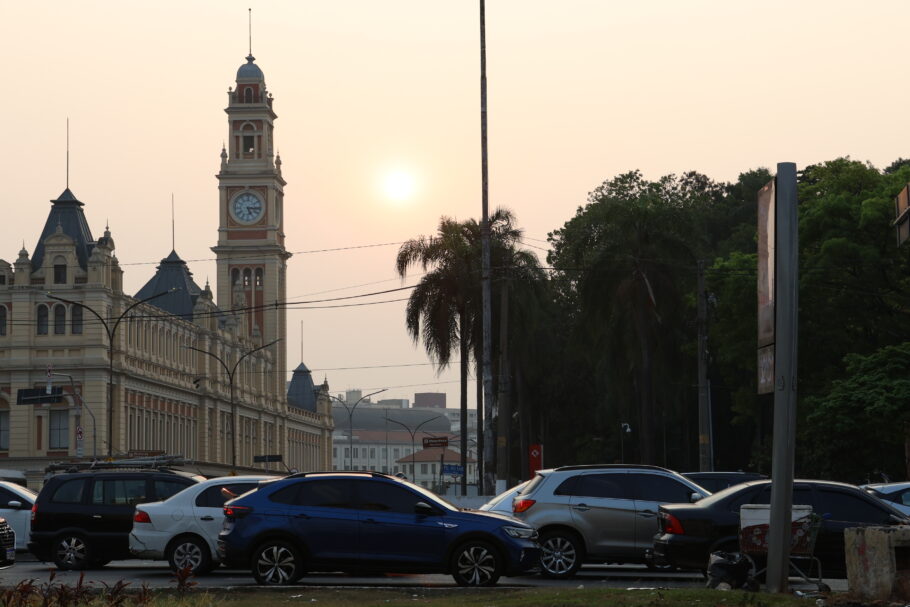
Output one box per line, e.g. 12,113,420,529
651,479,909,578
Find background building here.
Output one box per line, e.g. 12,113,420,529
0,53,333,486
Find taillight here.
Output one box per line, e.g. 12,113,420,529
513,499,536,514
661,512,685,535
134,509,151,524
224,505,253,518
31,503,37,523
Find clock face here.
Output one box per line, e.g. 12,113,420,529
231,192,264,224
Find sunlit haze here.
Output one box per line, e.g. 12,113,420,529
6,0,910,410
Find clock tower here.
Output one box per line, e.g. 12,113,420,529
212,53,290,394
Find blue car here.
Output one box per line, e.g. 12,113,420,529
218,471,540,586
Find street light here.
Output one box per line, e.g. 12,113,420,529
48,288,177,457
327,389,387,470
386,414,443,483
183,338,280,470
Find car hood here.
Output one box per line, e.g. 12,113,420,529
455,508,525,525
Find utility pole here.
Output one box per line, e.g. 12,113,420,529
479,0,496,498
495,285,510,490
697,260,713,471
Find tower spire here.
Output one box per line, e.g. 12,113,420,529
66,117,70,189
248,8,252,56
171,193,175,251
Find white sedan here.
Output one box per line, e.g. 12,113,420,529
129,475,278,574
0,481,36,551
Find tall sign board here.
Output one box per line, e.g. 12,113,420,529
894,184,910,246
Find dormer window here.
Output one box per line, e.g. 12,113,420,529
53,256,67,284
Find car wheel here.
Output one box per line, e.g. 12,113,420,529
168,536,213,575
53,534,91,570
538,530,584,579
251,540,304,585
450,540,502,586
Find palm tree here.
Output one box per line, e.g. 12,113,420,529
397,218,476,494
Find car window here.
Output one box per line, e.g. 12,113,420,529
355,481,422,513
896,490,910,507
631,473,696,503
749,485,814,507
520,473,547,496
294,479,353,508
816,489,892,523
553,475,580,496
572,473,632,499
92,479,147,506
154,479,192,500
0,487,18,507
196,483,258,508
51,478,87,504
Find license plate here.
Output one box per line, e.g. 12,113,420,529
5,548,13,561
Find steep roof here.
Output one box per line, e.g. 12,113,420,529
287,363,317,412
32,189,95,271
134,250,202,318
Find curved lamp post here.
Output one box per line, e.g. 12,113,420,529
327,389,387,470
386,414,443,482
48,288,177,457
183,338,280,470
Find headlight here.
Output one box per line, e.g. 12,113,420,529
503,525,538,540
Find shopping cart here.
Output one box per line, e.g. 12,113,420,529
739,504,829,592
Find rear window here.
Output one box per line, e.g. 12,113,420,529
196,483,258,508
155,479,193,500
520,472,548,496
51,478,87,504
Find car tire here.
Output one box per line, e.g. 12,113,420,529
450,540,502,587
538,530,584,579
251,540,304,585
53,534,92,570
168,536,213,575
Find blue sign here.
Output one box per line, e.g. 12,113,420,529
443,464,464,476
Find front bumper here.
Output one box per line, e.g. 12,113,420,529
651,532,712,571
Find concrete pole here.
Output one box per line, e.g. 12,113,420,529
697,260,713,471
766,162,799,593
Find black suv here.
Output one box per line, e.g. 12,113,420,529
29,469,202,569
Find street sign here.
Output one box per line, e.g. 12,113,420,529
442,464,464,476
75,426,84,441
422,437,448,449
253,454,283,463
16,387,65,405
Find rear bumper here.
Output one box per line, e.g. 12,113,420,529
651,533,712,571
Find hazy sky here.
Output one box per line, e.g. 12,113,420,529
5,1,909,409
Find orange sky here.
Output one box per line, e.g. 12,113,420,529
5,1,909,409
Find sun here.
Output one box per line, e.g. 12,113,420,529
381,170,417,203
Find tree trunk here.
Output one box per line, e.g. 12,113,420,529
475,358,484,492
459,312,469,496
496,286,510,491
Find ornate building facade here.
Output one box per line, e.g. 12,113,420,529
0,54,333,485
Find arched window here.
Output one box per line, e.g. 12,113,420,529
231,269,240,285
71,306,83,334
255,268,263,287
36,304,49,335
54,304,66,335
0,306,6,336
242,124,255,156
244,87,254,103
243,269,252,287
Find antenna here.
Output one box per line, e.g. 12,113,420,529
171,193,176,250
66,118,70,189
248,8,252,56
300,319,303,362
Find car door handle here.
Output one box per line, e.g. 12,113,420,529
200,516,215,521
362,518,379,524
294,513,310,519
571,504,590,512
93,515,102,519
638,510,656,518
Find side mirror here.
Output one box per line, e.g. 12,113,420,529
690,492,703,503
415,501,438,516
6,501,20,510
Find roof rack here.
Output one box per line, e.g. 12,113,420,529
284,470,391,480
45,454,188,474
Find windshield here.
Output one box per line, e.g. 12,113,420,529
392,476,458,510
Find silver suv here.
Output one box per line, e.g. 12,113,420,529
511,464,709,578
